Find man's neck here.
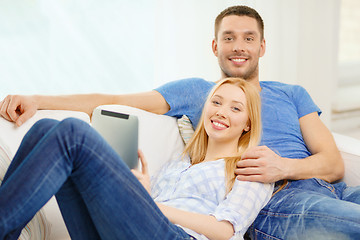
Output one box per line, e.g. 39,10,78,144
220,75,262,92
245,77,261,92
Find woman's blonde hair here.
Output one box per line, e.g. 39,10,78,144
184,77,262,193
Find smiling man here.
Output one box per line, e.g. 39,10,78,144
213,13,265,86
1,5,360,239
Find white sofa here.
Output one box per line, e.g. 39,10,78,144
0,105,360,240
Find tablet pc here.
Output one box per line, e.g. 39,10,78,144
92,108,138,169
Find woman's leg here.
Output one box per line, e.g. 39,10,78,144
0,118,192,240
51,119,192,239
2,118,59,182
0,119,100,240
0,119,64,239
55,179,101,239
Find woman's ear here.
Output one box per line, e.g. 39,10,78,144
244,125,250,132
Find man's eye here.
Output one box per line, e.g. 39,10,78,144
246,37,254,41
225,37,233,41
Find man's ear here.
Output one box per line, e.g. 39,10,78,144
212,39,218,57
259,38,266,57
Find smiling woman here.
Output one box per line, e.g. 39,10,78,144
185,77,262,193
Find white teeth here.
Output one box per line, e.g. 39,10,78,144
213,121,227,128
232,58,246,62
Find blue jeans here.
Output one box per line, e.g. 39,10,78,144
248,178,360,239
0,118,193,240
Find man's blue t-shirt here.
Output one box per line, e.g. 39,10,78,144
155,78,321,160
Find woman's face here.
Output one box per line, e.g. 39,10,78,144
204,83,250,145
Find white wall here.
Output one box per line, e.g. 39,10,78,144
153,0,341,126
257,0,340,126
0,0,157,96
0,0,340,126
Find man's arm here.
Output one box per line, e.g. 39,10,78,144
293,112,344,182
235,112,344,183
0,91,170,126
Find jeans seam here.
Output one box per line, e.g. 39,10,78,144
253,228,282,240
259,209,360,225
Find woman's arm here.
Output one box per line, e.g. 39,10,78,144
132,152,234,240
156,203,234,240
157,180,273,239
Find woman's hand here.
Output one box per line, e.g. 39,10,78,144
131,150,151,194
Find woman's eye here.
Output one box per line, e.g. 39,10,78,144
212,100,220,105
232,107,241,112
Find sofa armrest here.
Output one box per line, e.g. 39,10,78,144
333,132,360,186
0,110,90,158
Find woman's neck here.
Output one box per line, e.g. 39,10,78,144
203,139,239,162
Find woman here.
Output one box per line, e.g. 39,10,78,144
0,78,273,240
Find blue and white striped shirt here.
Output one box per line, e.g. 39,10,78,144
151,155,274,240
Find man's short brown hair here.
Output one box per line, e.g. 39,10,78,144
215,5,264,40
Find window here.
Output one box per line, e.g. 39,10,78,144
338,0,360,86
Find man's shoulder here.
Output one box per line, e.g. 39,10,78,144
177,77,215,88
260,80,295,89
260,81,306,94
158,77,215,90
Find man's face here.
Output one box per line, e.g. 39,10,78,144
212,15,266,81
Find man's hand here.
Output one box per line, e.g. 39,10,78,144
0,95,38,126
235,146,288,183
131,150,151,194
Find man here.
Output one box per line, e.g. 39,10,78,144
1,5,360,239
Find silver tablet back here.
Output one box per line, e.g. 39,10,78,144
92,108,138,169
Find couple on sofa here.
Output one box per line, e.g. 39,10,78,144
1,5,360,240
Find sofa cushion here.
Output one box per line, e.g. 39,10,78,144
177,115,195,145
333,132,360,186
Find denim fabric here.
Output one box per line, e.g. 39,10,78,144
0,118,193,240
248,178,360,240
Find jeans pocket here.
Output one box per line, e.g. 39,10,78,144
313,178,337,195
